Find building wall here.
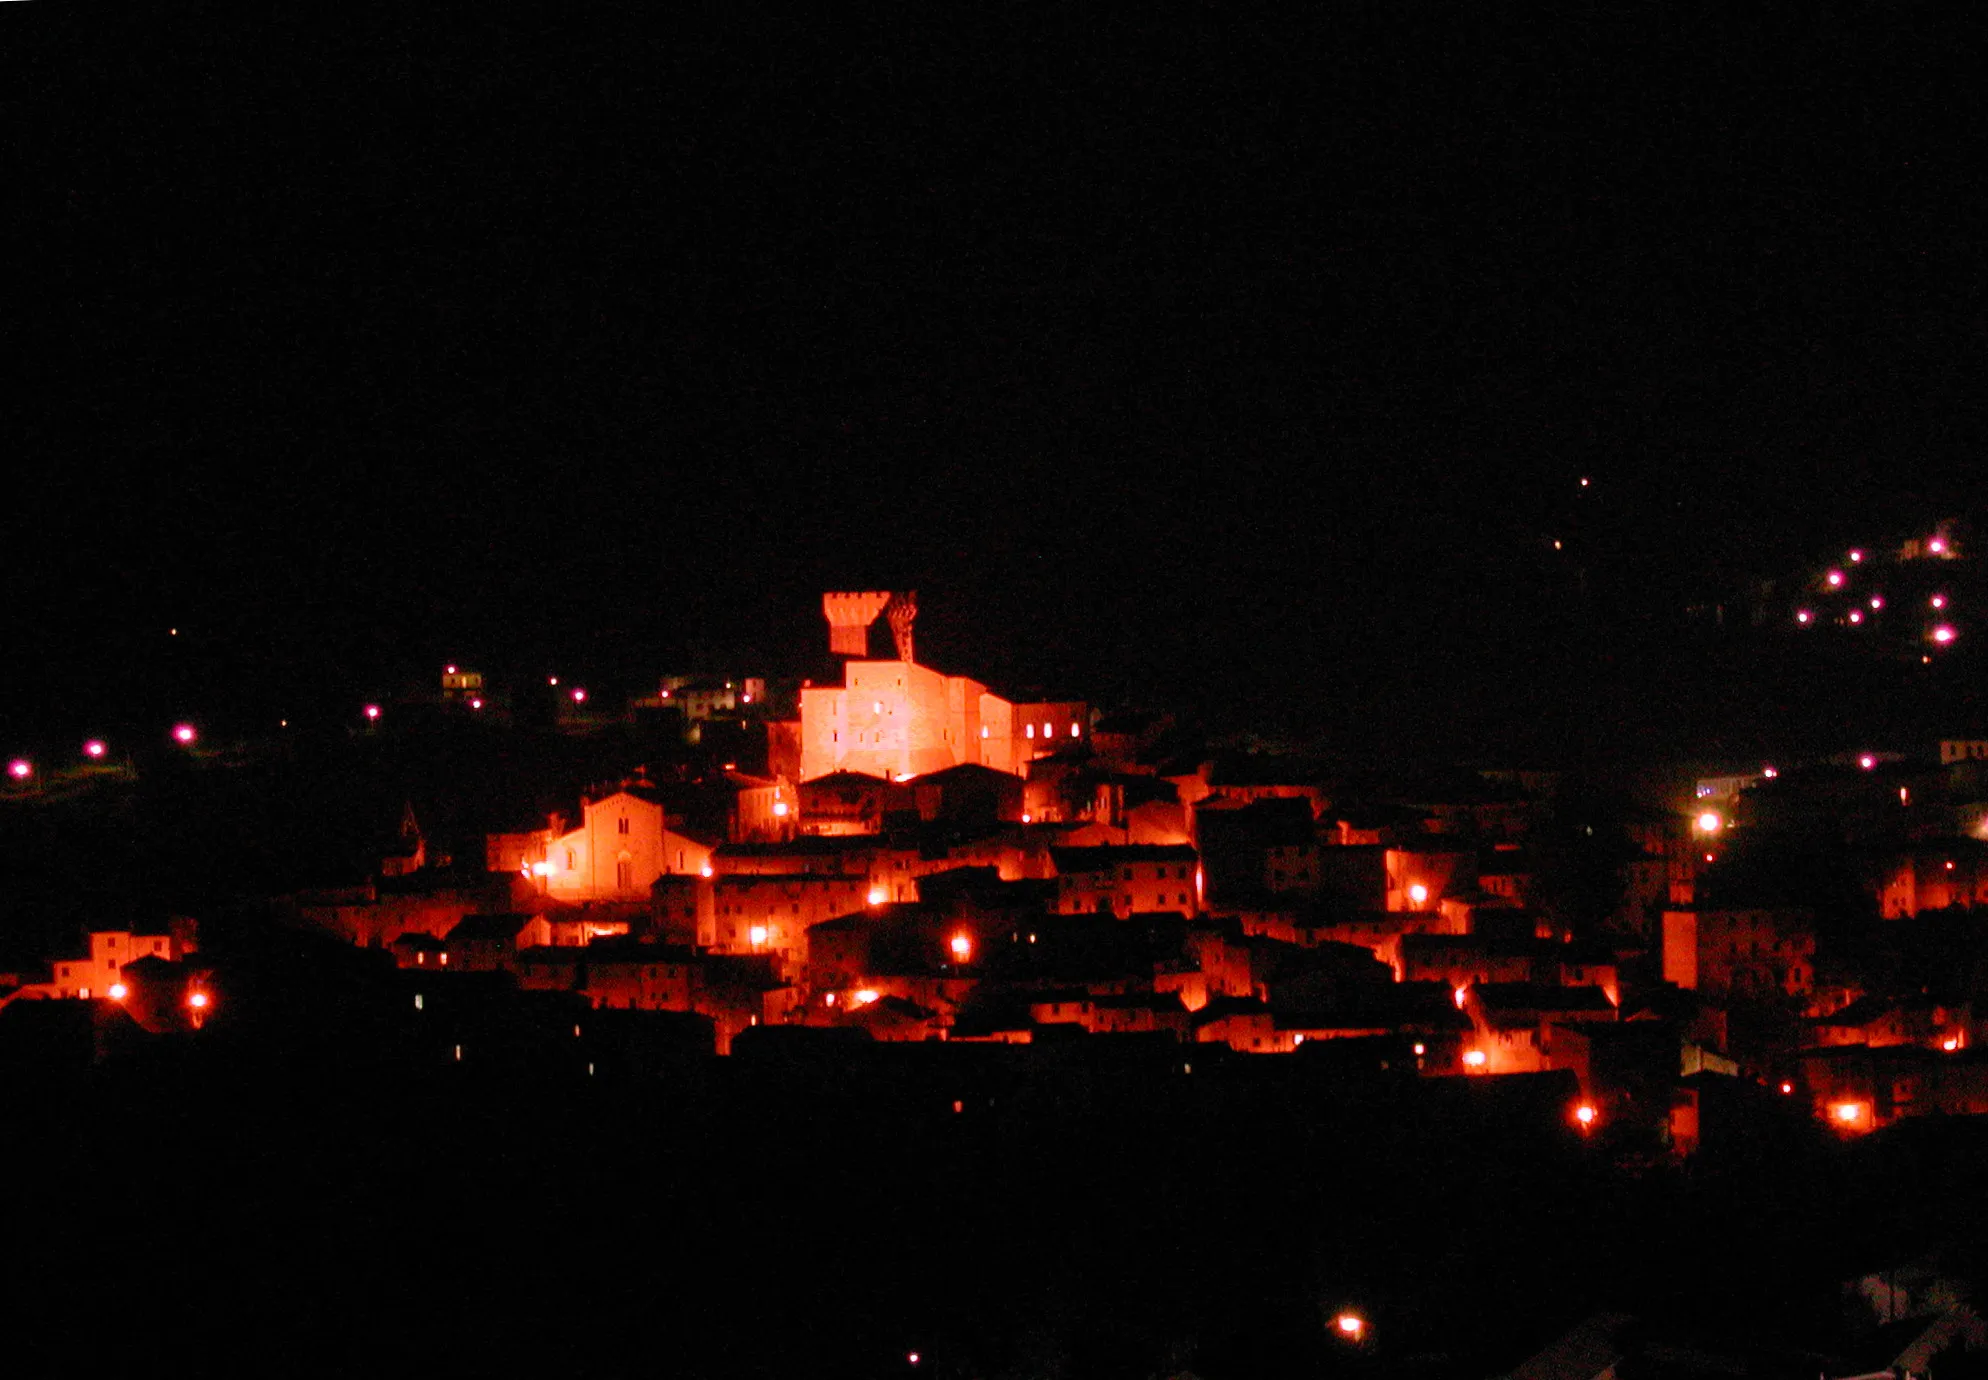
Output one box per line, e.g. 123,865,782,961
798,660,1070,783
48,931,178,998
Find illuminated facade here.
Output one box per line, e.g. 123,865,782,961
798,592,1085,784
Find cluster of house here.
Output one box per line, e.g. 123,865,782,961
10,593,1988,1159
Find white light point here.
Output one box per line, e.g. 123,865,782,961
172,724,197,745
83,740,107,759
1933,625,1957,645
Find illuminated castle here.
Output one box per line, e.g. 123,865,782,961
798,591,1086,783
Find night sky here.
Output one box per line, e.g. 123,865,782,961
9,8,1983,754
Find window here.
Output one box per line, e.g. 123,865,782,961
617,817,629,835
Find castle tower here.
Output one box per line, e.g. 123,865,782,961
823,591,892,658
884,590,917,663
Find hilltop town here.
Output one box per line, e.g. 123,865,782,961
6,575,1988,1376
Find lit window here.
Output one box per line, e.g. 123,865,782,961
1026,724,1035,739
1071,723,1080,737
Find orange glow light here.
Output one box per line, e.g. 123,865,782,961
1408,883,1429,905
1826,570,1844,588
867,887,887,906
83,740,107,759
772,800,789,817
6,759,29,780
854,989,880,1005
1780,1081,1794,1094
1453,986,1468,1009
1797,609,1813,624
949,934,972,961
700,865,714,878
1933,625,1958,645
1574,1104,1596,1126
172,724,197,745
1463,1049,1487,1067
1696,811,1722,834
1336,1313,1365,1340
572,688,587,703
108,983,128,1001
187,991,209,1010
749,925,768,947
1860,754,1876,770
1833,1102,1862,1123
364,704,381,720
1932,594,1948,609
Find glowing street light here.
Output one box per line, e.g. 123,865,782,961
1695,810,1723,834
1847,609,1864,625
1407,883,1429,905
1848,549,1864,563
1796,609,1814,625
172,723,197,746
108,983,128,1001
1932,625,1958,645
1779,1081,1794,1094
1930,537,1948,555
1574,1103,1597,1129
1453,985,1469,1009
867,887,887,906
1463,1049,1487,1068
364,704,381,721
854,989,880,1006
7,759,31,781
1869,596,1884,610
1826,569,1845,588
949,933,973,962
1335,1313,1366,1342
83,740,107,760
1932,594,1949,610
1859,754,1877,771
571,688,587,704
772,800,789,818
187,991,210,1010
748,925,768,948
1832,1101,1864,1125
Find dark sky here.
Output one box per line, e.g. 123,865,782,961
7,7,1983,749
